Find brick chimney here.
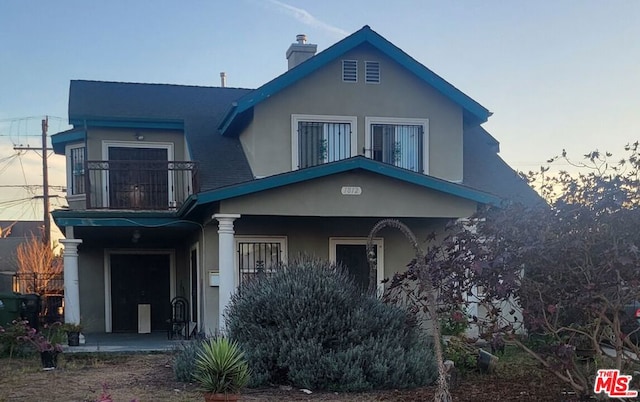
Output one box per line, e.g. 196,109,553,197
286,34,317,70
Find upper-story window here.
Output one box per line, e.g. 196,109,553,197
292,115,357,169
67,145,85,195
365,117,429,174
342,60,357,82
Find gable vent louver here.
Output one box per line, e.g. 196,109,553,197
365,61,380,84
342,60,357,82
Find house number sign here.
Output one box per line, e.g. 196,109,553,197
341,186,362,195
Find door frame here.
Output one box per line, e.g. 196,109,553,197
328,237,384,295
104,249,176,333
101,141,175,208
189,242,200,330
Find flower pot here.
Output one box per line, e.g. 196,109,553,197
67,331,80,346
40,351,58,370
203,393,240,402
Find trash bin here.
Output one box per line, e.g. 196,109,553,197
0,292,25,326
21,293,41,330
43,295,64,324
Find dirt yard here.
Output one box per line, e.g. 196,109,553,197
0,352,581,401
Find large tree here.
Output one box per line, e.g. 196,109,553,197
384,143,640,397
15,234,63,295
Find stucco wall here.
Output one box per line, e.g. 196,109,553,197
219,171,476,218
240,44,463,181
86,128,186,160
77,246,106,332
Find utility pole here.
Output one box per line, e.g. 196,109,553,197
42,117,50,244
13,116,53,245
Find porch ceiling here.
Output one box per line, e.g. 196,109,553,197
72,225,197,248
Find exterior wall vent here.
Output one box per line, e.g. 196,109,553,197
342,60,357,82
365,61,380,84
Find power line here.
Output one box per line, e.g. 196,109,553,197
0,184,66,190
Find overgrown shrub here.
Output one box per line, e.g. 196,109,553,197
0,320,32,357
443,337,477,376
226,256,437,391
173,339,206,382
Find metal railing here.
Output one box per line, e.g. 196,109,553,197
237,242,283,284
85,160,198,210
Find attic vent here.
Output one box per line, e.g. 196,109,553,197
342,60,357,82
365,61,380,84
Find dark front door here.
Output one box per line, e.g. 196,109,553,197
335,244,377,291
108,147,169,209
111,254,170,332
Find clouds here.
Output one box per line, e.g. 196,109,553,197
266,0,348,39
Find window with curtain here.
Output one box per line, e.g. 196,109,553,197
371,123,424,173
297,121,352,168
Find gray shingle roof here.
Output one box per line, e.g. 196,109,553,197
68,80,255,190
463,126,543,206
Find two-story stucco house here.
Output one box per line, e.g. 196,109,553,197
51,26,538,334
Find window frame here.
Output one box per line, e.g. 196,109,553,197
291,114,358,170
65,143,86,198
100,140,175,208
235,236,288,285
328,237,385,296
364,117,429,174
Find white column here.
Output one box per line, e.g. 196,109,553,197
214,213,240,333
60,239,83,325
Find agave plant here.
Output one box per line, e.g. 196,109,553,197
193,337,250,395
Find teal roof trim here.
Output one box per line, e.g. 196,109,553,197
52,210,197,228
69,118,184,130
220,25,490,135
191,157,501,211
51,129,86,154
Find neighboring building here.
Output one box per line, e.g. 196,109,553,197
51,26,539,334
0,221,43,292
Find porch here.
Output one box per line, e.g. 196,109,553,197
63,332,190,353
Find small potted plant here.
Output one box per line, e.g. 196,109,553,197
193,337,250,402
61,322,83,346
17,322,64,370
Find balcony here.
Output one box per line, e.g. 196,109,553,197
84,160,198,210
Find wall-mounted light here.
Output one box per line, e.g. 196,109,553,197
132,229,141,243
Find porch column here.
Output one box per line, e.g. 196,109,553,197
214,213,240,332
60,239,83,324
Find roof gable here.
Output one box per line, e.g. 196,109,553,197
219,25,490,136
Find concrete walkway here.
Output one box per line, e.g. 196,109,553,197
62,332,192,353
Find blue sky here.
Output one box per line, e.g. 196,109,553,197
0,0,639,221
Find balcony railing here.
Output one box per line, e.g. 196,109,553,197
85,160,198,210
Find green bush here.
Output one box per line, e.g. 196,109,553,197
0,320,32,358
443,337,477,376
226,256,437,391
173,339,206,382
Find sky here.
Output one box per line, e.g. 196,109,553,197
0,0,639,222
